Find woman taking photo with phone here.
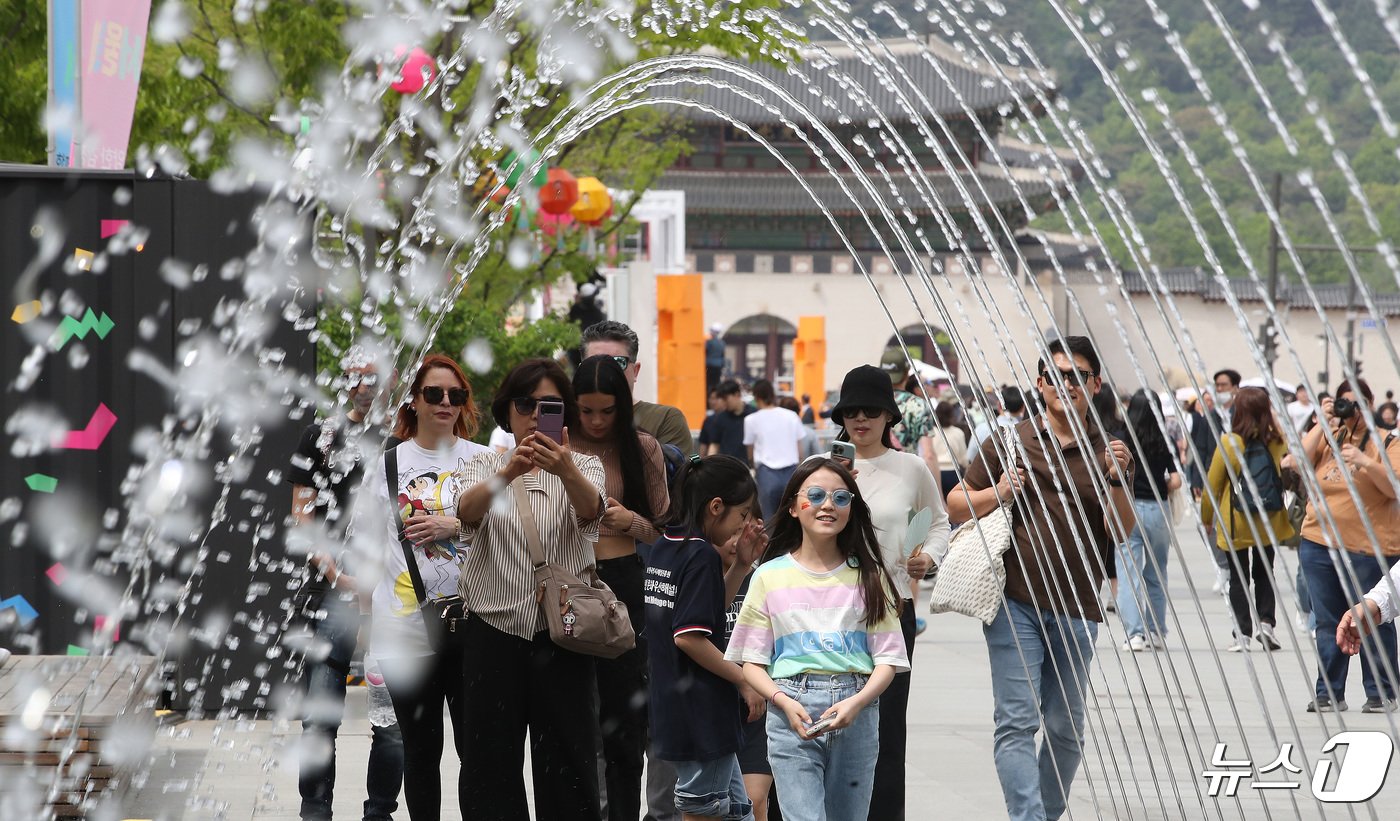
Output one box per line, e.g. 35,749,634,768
829,364,948,819
726,458,909,821
367,353,490,821
1295,379,1400,713
454,358,608,819
570,354,670,821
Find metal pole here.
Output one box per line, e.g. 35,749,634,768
1264,173,1282,373
1345,275,1359,373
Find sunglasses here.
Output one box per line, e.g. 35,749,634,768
511,395,563,415
420,386,469,406
800,486,854,509
1040,367,1097,388
610,355,632,371
344,373,378,388
845,407,888,421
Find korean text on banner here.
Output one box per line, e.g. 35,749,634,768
79,0,152,170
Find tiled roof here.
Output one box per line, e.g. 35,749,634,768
1120,267,1400,315
657,165,1062,216
663,37,1055,125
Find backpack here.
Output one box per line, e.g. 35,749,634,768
1231,439,1284,515
659,442,686,487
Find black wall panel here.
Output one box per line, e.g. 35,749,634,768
1,167,313,714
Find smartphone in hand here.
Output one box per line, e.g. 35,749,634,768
537,400,565,444
805,715,836,735
830,440,856,468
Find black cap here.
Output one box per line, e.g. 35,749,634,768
831,365,902,426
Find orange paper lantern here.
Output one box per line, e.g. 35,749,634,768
540,168,579,215
571,176,611,225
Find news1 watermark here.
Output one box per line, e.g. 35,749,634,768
1203,732,1395,802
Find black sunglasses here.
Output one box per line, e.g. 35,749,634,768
420,386,469,406
1041,367,1097,387
511,395,563,415
610,355,632,371
845,406,888,420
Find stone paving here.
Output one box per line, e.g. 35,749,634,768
123,523,1399,820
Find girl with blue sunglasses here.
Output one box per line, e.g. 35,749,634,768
726,458,907,820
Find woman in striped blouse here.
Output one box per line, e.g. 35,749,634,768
454,358,608,820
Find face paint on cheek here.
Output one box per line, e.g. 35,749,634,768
800,500,811,511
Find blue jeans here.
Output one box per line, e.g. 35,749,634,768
299,593,404,821
767,673,880,821
984,599,1098,821
673,754,754,820
757,464,797,520
1116,499,1172,639
1299,539,1400,701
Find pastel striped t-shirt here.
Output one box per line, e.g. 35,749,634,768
724,553,910,679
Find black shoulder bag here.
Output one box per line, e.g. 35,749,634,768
384,446,466,651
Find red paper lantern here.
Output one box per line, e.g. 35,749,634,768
539,168,579,216
390,47,437,94
537,210,575,237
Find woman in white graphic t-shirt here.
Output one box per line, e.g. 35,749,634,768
368,353,489,821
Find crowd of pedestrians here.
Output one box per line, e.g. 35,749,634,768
288,327,1400,821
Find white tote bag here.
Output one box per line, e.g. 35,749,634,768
929,428,1018,625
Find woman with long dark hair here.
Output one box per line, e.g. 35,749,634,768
1200,386,1296,654
454,357,608,818
828,364,946,819
931,400,969,498
1115,390,1181,651
367,353,490,821
727,458,908,821
570,355,670,821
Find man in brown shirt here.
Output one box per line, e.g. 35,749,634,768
947,335,1135,821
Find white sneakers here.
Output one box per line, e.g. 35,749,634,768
1257,623,1282,651
1121,634,1169,652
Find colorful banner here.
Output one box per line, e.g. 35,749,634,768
78,0,151,169
48,0,81,166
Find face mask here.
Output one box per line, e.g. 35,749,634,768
1215,390,1234,405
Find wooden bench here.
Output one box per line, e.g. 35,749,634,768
0,654,159,818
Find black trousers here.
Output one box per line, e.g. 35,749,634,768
596,555,649,821
1226,545,1277,635
461,617,601,821
868,600,917,820
380,639,466,821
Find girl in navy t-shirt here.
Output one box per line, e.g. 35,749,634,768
645,455,766,820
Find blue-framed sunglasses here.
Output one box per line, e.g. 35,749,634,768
801,486,854,508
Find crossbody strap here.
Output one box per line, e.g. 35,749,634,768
384,446,429,606
511,476,548,569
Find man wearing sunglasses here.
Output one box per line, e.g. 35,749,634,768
287,346,404,821
947,335,1135,821
581,320,697,456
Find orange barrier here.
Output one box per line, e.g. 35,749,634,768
794,316,826,427
657,274,706,430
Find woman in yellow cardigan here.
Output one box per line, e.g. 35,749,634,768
1200,387,1296,652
